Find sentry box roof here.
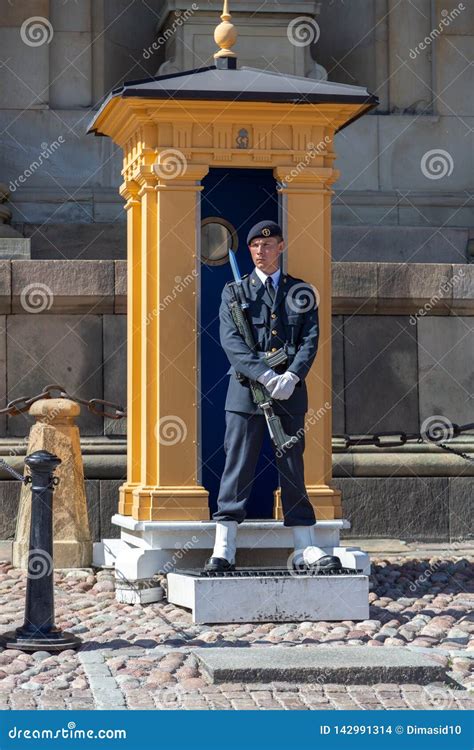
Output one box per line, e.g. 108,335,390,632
87,64,379,138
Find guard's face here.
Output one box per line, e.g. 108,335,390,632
248,236,284,274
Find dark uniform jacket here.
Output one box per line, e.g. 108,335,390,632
219,267,319,415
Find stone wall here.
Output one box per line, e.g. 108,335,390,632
1,2,472,242
0,259,471,544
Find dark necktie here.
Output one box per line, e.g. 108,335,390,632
265,276,275,304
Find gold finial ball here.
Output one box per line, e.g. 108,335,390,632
214,1,237,59
214,19,237,52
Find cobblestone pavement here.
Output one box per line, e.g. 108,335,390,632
0,555,472,711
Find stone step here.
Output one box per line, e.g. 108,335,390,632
194,646,447,685
167,568,370,624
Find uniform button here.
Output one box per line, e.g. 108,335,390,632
271,347,277,352
271,313,277,319
272,329,277,335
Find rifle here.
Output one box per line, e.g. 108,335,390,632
227,250,300,452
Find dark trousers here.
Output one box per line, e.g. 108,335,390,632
213,410,316,527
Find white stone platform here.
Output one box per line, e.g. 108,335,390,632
110,515,371,604
167,570,370,624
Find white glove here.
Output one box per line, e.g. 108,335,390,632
257,368,278,388
268,371,300,400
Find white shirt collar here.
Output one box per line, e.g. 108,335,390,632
254,266,281,288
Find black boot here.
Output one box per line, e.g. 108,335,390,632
203,556,235,573
308,555,342,572
293,554,342,573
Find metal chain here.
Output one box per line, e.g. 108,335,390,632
0,385,125,481
334,422,474,463
3,384,126,420
0,457,27,482
436,442,474,465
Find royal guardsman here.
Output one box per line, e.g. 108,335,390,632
204,220,343,573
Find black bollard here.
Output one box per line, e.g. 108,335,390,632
0,450,81,652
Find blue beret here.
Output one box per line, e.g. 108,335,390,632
247,221,283,245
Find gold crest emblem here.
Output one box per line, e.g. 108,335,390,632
262,227,271,237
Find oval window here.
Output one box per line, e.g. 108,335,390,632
201,217,238,266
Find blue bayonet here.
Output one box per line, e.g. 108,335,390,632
228,249,249,309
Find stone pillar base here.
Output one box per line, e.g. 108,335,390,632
13,540,93,569
13,399,92,570
274,485,342,520
131,486,210,521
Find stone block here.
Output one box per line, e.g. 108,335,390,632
448,477,474,541
103,315,126,435
23,222,126,260
167,571,370,624
0,481,21,539
343,315,419,434
334,476,450,541
50,0,92,31
4,1,49,25
93,194,126,223
49,32,92,108
49,31,92,109
334,115,379,191
378,116,471,192
83,449,126,479
399,202,474,229
114,260,127,312
386,2,432,113
418,316,474,426
0,263,11,314
377,262,452,313
13,196,94,225
0,316,6,436
195,645,446,684
332,316,345,434
0,541,12,561
342,446,474,478
0,109,109,193
12,260,114,313
451,264,474,314
332,203,398,227
85,480,100,542
435,0,474,34
0,28,49,109
332,261,377,312
0,239,31,260
332,226,469,264
436,37,474,116
100,480,122,539
7,314,103,436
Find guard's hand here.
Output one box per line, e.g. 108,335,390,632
257,369,278,388
269,372,300,400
